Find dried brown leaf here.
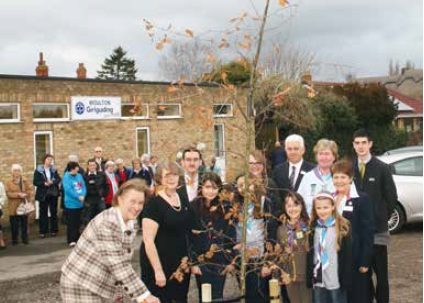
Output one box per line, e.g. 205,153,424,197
278,0,288,7
185,29,194,38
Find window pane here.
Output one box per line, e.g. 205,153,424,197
137,129,148,157
33,104,68,119
122,104,147,117
156,105,180,117
35,134,51,167
393,157,423,176
213,104,232,116
0,104,18,120
214,125,224,157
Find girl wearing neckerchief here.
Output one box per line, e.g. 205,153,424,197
275,191,311,303
306,191,352,303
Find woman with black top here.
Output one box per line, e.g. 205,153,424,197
140,161,194,303
190,172,235,301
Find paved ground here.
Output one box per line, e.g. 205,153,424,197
0,222,422,302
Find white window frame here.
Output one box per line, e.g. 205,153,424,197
213,104,233,118
135,127,151,157
33,131,54,169
121,103,149,120
156,104,182,119
214,123,226,158
33,103,70,122
0,103,21,123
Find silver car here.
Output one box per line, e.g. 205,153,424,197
378,151,423,233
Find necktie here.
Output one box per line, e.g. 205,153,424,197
359,162,366,179
289,166,296,189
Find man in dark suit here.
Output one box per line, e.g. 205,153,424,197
271,134,314,303
177,146,203,203
272,134,315,204
352,129,397,303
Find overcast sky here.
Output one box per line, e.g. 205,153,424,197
0,0,421,81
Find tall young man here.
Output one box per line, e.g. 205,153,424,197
352,129,397,303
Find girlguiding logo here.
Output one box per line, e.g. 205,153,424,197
75,102,85,115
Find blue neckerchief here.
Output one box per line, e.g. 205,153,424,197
313,216,336,284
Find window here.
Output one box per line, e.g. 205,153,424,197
121,104,148,119
156,104,181,119
0,103,20,123
136,127,150,157
392,156,423,176
213,104,233,117
33,103,69,121
214,124,225,157
34,131,53,168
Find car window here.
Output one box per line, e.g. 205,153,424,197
392,156,423,176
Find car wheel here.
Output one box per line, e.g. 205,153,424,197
388,203,406,234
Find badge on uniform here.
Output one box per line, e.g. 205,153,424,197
344,201,354,212
296,231,304,239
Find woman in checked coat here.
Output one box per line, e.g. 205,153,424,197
60,179,159,303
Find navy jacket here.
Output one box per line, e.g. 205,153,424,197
129,168,152,186
341,192,375,268
353,156,397,233
190,197,235,266
33,165,61,202
272,160,315,213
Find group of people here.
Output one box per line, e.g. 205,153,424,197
0,147,160,248
0,128,396,303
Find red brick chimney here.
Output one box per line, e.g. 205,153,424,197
35,52,49,77
76,63,87,79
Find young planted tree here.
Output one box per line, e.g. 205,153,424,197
142,0,317,301
97,46,138,81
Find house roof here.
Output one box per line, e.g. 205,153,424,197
388,88,423,114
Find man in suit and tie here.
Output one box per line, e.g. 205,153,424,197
272,135,314,303
177,146,203,202
272,134,315,206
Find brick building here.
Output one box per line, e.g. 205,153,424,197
0,71,250,186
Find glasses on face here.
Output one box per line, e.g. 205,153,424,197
249,162,263,166
95,150,102,153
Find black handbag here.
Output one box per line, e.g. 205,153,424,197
46,184,59,198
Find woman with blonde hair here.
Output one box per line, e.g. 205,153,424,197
298,139,338,215
5,164,33,245
60,178,158,303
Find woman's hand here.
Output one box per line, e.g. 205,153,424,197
18,192,27,198
143,294,160,303
191,266,202,275
155,270,166,287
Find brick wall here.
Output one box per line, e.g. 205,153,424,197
0,76,251,188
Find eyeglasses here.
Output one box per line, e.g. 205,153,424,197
249,162,263,165
163,174,179,179
95,150,102,153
